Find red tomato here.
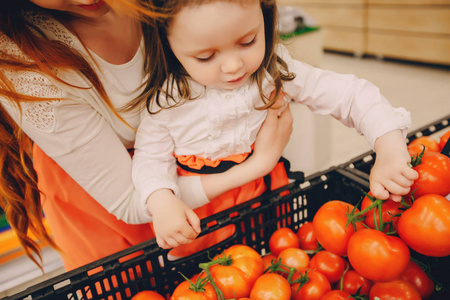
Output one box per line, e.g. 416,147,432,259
342,270,373,296
400,260,435,299
439,130,450,151
132,291,165,300
277,248,310,274
369,279,421,300
170,280,217,300
409,136,440,153
262,253,277,272
269,227,300,256
250,273,291,300
320,290,353,300
291,270,332,300
410,151,450,198
209,244,264,298
347,229,410,282
360,193,402,231
296,222,319,251
398,194,450,257
308,250,347,283
312,200,364,256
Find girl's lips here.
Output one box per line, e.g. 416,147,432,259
78,0,106,10
228,74,246,83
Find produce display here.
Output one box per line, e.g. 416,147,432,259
3,117,449,300
134,155,449,299
129,128,450,299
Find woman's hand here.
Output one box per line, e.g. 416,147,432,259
370,130,418,201
146,189,201,249
251,97,293,175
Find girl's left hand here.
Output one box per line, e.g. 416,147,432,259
370,130,418,201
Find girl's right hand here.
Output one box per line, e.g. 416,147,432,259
147,189,201,249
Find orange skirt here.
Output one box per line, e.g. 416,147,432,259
34,145,289,269
33,145,155,271
168,153,290,258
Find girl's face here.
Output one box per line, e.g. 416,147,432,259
29,0,111,18
167,0,266,90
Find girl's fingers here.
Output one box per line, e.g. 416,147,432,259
186,210,201,234
392,174,414,189
383,181,411,197
403,166,419,181
370,181,389,200
156,237,170,249
388,194,403,202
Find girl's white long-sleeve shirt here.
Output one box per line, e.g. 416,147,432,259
0,11,206,224
132,45,411,209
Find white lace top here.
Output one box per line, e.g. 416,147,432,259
0,11,207,224
132,45,411,206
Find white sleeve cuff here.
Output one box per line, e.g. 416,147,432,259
177,176,210,209
361,104,411,149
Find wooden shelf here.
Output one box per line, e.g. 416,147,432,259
279,0,450,65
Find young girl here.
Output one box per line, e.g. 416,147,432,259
0,0,292,270
131,0,418,252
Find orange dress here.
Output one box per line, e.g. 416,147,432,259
33,145,291,269
33,145,155,271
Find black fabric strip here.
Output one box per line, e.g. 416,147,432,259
176,154,304,183
176,159,239,174
176,152,253,174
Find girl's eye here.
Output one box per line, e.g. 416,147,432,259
241,37,256,47
195,53,214,63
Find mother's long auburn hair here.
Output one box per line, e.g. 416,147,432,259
0,0,160,269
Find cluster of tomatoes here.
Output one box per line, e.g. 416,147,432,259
405,131,450,199
132,131,450,300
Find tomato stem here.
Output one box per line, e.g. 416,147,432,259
303,243,324,256
338,263,350,291
290,270,310,293
178,271,208,293
198,254,232,269
265,258,298,282
346,193,399,234
410,146,425,167
345,194,379,230
198,255,232,300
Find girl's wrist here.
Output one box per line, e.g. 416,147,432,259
146,189,173,215
201,157,269,200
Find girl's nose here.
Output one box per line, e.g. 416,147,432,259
221,55,243,74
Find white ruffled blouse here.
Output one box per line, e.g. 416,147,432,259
132,45,411,208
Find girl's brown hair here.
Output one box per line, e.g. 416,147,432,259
126,0,295,114
0,0,158,269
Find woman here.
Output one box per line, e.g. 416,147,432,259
0,0,292,270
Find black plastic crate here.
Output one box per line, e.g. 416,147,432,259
4,165,449,300
342,113,450,181
2,168,370,300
